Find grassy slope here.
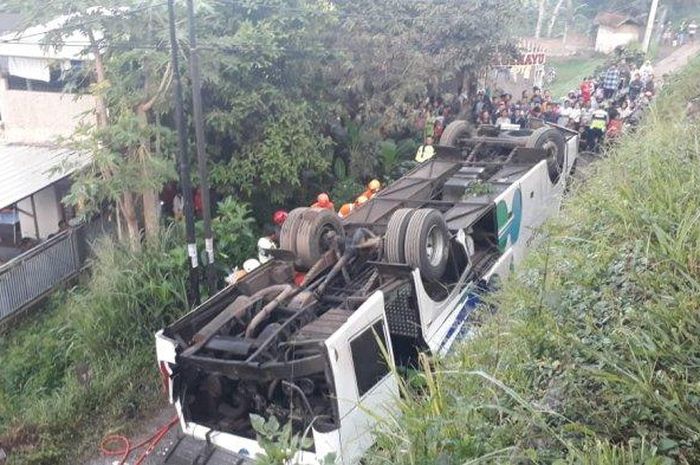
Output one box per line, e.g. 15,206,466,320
0,233,189,465
368,58,700,464
548,55,606,99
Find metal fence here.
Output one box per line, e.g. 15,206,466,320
0,217,113,322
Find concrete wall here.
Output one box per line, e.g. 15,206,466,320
0,76,96,143
17,184,63,239
522,34,594,57
595,25,641,54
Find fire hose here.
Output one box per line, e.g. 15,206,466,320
99,415,179,465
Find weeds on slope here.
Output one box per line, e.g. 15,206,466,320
0,228,189,465
368,60,700,464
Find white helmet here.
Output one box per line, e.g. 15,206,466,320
257,237,277,264
242,258,261,273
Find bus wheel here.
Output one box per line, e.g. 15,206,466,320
440,120,473,147
404,209,449,280
384,208,415,263
280,207,308,255
527,127,566,184
295,209,345,270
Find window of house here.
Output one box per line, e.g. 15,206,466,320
350,320,390,397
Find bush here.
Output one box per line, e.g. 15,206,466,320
0,229,189,464
367,58,700,464
204,196,257,274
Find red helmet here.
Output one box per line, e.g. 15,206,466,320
272,210,288,225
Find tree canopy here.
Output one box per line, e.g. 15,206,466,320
2,0,519,235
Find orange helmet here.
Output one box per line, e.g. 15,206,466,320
338,203,354,218
368,179,381,192
317,193,330,204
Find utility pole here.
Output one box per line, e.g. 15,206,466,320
643,0,660,54
168,0,200,306
186,0,217,295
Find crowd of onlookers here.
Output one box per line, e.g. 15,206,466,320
662,19,697,47
416,59,662,153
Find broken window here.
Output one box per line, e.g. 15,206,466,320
350,320,390,397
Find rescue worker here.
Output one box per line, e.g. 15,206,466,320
257,237,277,264
272,210,288,226
361,179,381,200
338,203,354,218
586,105,609,152
355,195,369,207
415,136,435,163
271,210,288,242
311,193,334,211
225,258,261,285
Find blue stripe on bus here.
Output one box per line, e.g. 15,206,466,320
438,291,481,352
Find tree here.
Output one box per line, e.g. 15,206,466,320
330,0,519,131
5,1,176,249
196,0,338,210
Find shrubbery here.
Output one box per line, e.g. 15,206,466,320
0,229,189,464
367,59,700,464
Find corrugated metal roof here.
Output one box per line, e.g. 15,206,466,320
0,143,91,208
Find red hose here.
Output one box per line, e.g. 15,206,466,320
100,416,179,465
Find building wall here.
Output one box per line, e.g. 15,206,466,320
0,76,96,143
595,25,641,54
17,184,62,239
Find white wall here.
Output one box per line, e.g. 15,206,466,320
595,25,641,54
0,76,96,143
17,184,63,239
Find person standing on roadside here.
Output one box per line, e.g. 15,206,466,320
580,76,592,105
628,72,644,101
689,19,697,42
639,60,653,84
602,63,621,100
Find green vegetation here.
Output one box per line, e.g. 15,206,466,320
367,58,700,464
548,55,606,98
0,220,249,465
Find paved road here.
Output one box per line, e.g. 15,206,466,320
654,43,700,77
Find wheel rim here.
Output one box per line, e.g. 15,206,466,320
319,224,337,251
543,140,558,160
425,224,445,267
543,139,562,178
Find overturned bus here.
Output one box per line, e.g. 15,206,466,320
156,122,579,464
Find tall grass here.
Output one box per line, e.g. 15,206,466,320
368,58,700,464
0,228,189,465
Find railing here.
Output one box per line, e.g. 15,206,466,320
0,217,113,322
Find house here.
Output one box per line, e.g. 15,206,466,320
0,15,98,252
594,12,643,54
0,143,90,258
0,15,99,256
0,15,97,143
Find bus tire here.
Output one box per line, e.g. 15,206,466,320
280,207,308,254
526,127,566,184
296,209,345,270
385,208,415,263
440,120,473,147
404,209,449,280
